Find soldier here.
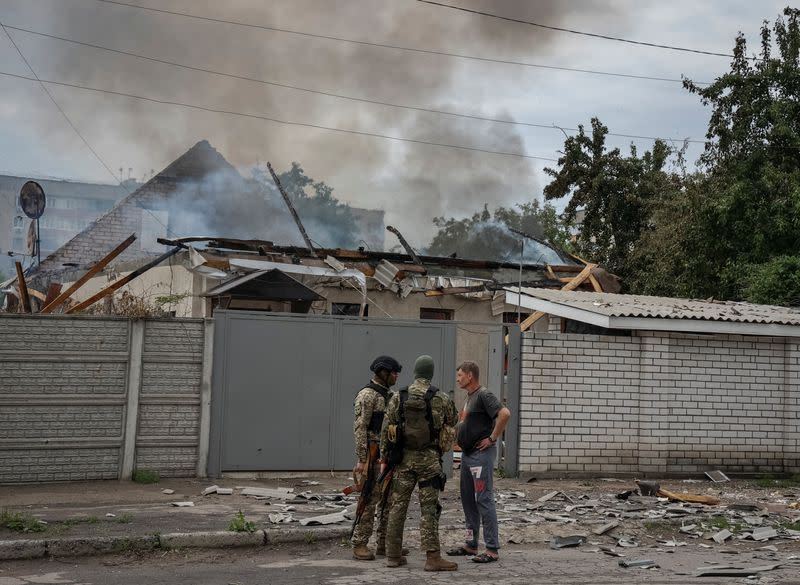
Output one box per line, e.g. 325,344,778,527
380,355,459,571
351,355,403,561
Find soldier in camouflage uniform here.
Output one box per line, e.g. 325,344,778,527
380,355,459,571
351,355,403,561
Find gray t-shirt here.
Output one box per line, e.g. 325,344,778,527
456,387,502,454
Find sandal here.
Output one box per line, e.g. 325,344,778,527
446,546,477,556
472,552,499,563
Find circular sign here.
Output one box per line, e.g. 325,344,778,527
19,180,46,220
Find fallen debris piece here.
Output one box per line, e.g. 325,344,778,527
298,511,348,526
537,491,560,503
592,522,620,535
680,524,698,534
161,489,175,495
693,563,782,577
105,513,116,518
616,490,634,501
600,546,622,557
550,535,586,549
507,534,526,544
712,529,733,543
301,480,321,486
657,488,720,506
729,503,761,512
705,470,730,483
619,559,658,569
635,480,660,496
750,527,778,541
759,545,779,552
616,537,639,548
172,501,195,507
241,487,294,499
216,488,233,496
202,485,220,496
268,513,294,524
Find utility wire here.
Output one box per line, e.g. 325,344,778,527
0,69,558,161
0,23,177,238
418,0,751,60
91,0,709,84
3,24,708,145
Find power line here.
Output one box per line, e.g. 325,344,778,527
418,0,751,60
3,24,709,146
91,0,709,85
0,69,558,161
0,24,176,238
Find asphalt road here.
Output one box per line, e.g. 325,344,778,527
2,542,799,585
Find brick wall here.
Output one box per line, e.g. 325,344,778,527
520,331,800,476
0,315,210,484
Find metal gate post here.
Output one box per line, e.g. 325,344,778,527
503,325,522,477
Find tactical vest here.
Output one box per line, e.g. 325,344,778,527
364,381,390,435
399,385,439,450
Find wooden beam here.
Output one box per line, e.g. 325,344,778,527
66,247,181,314
545,264,557,280
588,273,604,292
43,282,63,306
14,261,31,313
41,234,137,314
519,263,595,332
27,288,46,302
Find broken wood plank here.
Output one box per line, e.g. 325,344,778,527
545,265,557,280
14,261,31,313
66,247,182,314
27,288,46,302
588,273,604,292
519,263,595,332
41,234,137,313
43,282,63,306
656,488,719,506
267,161,317,258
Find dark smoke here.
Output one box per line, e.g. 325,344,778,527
3,0,624,248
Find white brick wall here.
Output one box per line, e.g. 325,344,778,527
520,331,800,475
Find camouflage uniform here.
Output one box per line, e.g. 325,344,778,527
351,381,391,547
380,378,458,557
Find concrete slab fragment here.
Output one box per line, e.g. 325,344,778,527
0,539,46,561
712,529,732,543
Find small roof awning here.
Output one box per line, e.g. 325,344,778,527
504,288,800,337
202,269,323,302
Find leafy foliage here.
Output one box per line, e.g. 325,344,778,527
228,510,256,533
542,118,682,282
254,162,359,249
426,201,572,263
0,509,46,533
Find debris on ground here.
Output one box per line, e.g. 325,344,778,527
171,501,194,507
619,559,658,569
549,535,586,549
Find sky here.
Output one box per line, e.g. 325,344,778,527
0,0,790,248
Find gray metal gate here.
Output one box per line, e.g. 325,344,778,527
208,311,457,474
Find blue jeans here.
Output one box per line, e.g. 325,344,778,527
460,445,499,551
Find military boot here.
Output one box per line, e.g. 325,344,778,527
424,550,458,572
386,556,408,568
352,544,375,561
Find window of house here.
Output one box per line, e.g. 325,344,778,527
332,302,368,317
420,307,454,320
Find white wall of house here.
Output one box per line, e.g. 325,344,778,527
520,329,800,476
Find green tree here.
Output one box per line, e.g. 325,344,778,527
426,201,573,263
254,162,359,249
676,7,800,303
542,118,681,282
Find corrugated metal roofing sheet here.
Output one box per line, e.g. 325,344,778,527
516,288,800,326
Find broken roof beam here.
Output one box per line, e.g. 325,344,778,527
386,225,425,270
14,261,31,313
519,262,597,332
66,247,182,314
41,233,137,314
267,161,317,258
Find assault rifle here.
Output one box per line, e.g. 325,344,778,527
349,442,379,539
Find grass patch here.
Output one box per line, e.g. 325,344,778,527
304,531,317,545
228,510,256,533
781,520,800,531
114,513,133,524
132,469,160,484
62,516,99,526
0,509,47,533
753,473,800,488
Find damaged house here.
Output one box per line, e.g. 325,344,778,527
9,140,613,328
